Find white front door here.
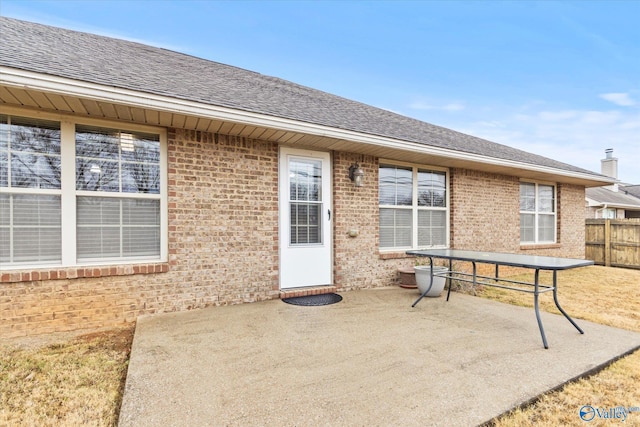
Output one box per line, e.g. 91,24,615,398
279,147,332,289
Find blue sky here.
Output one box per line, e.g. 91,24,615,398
3,0,639,183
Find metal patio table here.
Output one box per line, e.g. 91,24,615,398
406,249,594,348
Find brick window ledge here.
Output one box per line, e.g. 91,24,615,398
382,245,564,257
1,263,169,283
379,251,415,260
520,243,562,250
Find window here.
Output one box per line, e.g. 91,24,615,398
0,115,62,265
520,182,556,244
379,163,448,249
288,158,322,245
600,208,616,219
0,113,166,269
75,125,161,261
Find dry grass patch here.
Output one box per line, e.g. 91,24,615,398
477,265,640,426
0,326,134,427
479,265,640,332
491,352,640,426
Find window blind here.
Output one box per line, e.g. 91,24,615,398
379,164,448,249
0,194,62,264
0,115,62,266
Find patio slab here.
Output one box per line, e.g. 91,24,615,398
119,288,640,426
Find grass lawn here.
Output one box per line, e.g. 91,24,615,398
0,265,638,426
479,265,640,426
0,327,133,426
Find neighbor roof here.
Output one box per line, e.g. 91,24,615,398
0,17,608,181
621,185,640,199
586,187,640,209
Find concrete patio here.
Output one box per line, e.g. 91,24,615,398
119,288,640,426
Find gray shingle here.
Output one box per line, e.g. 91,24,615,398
0,17,603,177
586,187,640,207
621,185,640,199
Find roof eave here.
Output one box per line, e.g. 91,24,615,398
585,197,640,209
1,67,612,187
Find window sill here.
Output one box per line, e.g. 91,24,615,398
0,263,169,283
520,243,561,251
379,251,416,260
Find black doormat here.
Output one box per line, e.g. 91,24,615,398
282,293,343,306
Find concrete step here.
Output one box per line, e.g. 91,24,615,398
279,285,337,299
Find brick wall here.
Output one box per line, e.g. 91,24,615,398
450,168,521,252
167,130,280,304
1,130,281,337
448,170,586,275
555,183,587,258
449,169,586,258
332,153,408,290
1,132,589,337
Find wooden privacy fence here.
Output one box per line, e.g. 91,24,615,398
585,219,640,269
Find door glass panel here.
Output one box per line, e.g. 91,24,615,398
289,158,322,245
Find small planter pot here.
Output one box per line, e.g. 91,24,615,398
414,266,448,297
397,267,417,288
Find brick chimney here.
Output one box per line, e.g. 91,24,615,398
601,148,618,180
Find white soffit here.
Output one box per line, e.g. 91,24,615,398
1,66,613,186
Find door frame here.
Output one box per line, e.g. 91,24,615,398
278,146,333,289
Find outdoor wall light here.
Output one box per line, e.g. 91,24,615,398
348,162,364,187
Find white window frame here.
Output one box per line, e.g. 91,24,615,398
379,160,450,251
519,180,557,244
600,208,616,219
1,115,63,266
0,107,167,269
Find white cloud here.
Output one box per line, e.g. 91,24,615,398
536,110,580,121
443,103,465,112
475,120,506,128
409,101,465,112
599,93,636,107
457,107,640,184
408,101,432,110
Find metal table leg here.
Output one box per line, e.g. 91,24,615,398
472,261,477,292
445,259,453,301
445,259,453,300
533,269,549,349
552,270,584,334
412,256,434,307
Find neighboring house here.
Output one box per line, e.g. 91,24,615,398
621,185,640,201
0,17,612,337
586,187,640,219
585,149,640,219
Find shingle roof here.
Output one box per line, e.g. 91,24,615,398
621,185,640,199
0,17,605,178
586,187,640,208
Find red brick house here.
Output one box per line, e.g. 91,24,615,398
0,17,612,337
